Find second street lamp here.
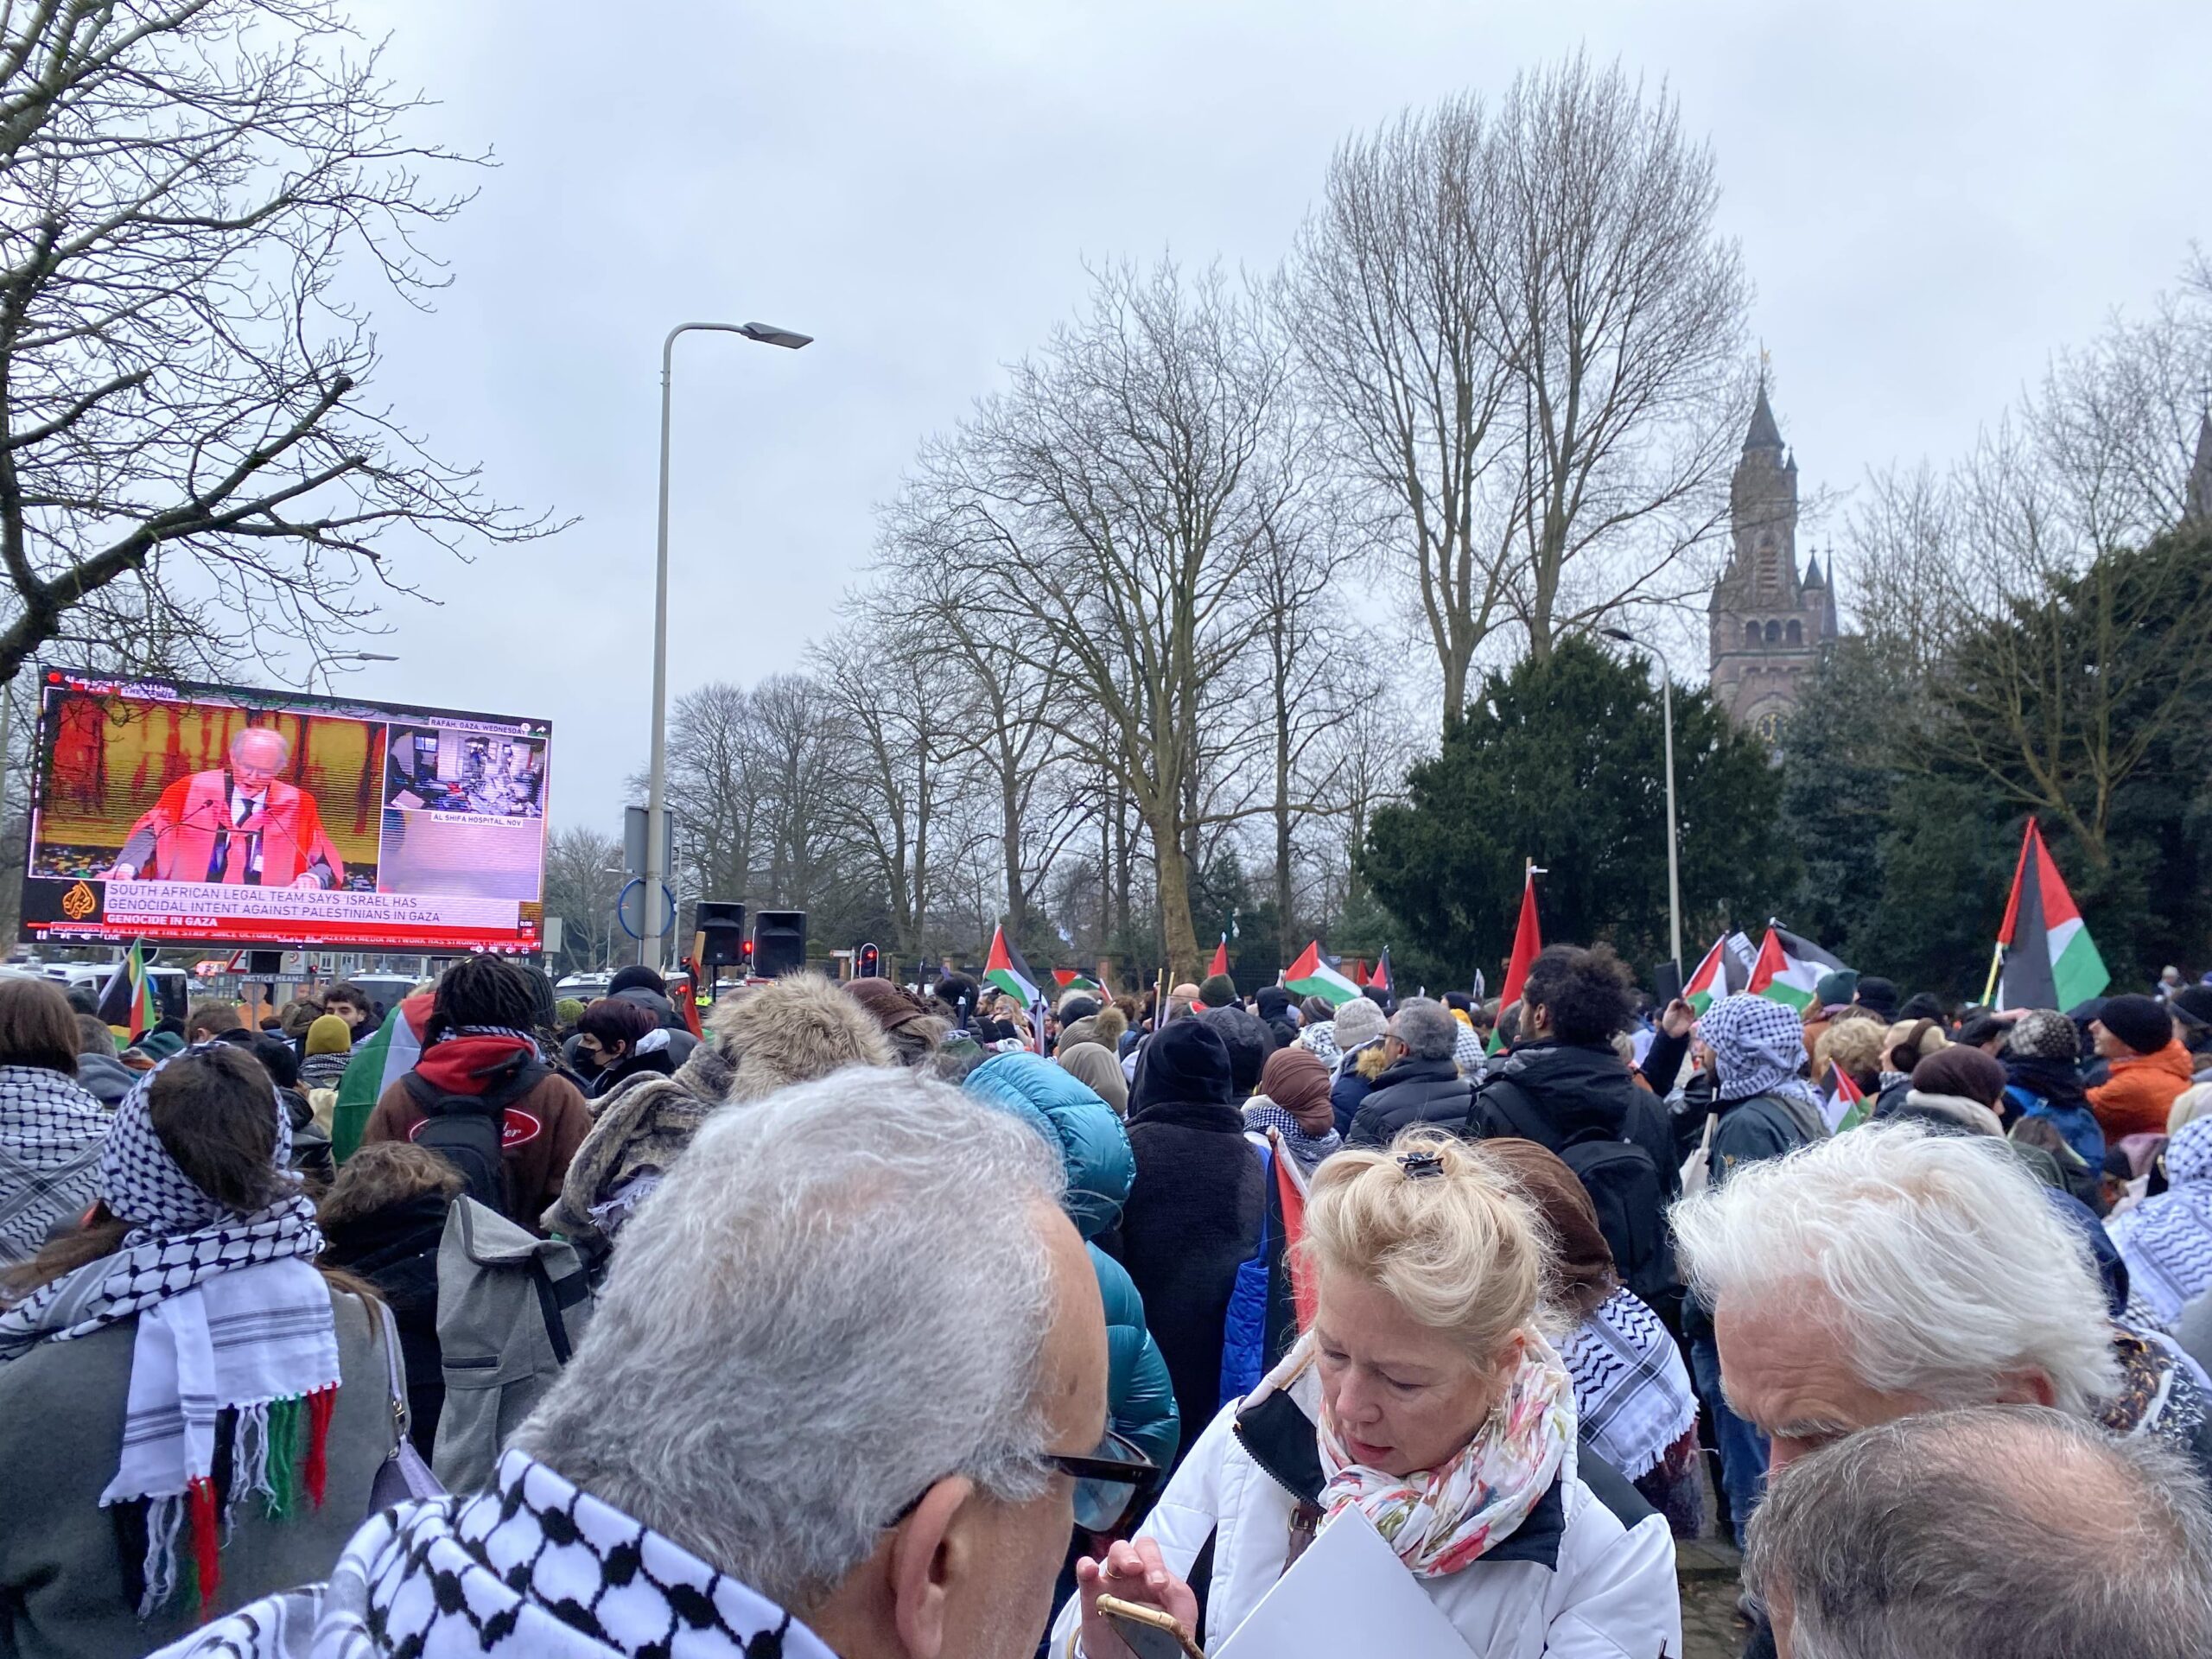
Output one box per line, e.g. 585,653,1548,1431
644,320,812,974
1601,626,1683,974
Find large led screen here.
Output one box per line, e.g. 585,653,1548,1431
22,669,550,954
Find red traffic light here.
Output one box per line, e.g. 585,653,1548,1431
856,942,881,978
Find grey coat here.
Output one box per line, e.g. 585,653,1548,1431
0,1287,395,1659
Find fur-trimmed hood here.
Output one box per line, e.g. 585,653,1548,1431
542,974,895,1244
710,972,896,1102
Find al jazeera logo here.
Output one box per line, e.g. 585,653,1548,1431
61,880,98,921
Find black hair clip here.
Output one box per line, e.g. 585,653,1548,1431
1398,1150,1446,1180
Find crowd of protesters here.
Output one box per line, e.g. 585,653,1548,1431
3,944,2212,1657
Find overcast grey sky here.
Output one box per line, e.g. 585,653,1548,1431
331,0,2210,831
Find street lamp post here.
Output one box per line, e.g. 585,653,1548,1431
1601,628,1682,971
646,321,812,975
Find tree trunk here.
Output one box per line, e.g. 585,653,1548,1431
1001,749,1027,941
1150,806,1203,982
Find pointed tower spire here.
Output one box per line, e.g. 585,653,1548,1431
2187,412,2212,525
1745,378,1783,453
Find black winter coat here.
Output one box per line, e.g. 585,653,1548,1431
1120,1020,1265,1462
320,1191,453,1455
1468,1041,1677,1200
1345,1057,1473,1147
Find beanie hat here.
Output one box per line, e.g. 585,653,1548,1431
304,1014,354,1056
556,997,587,1027
1332,997,1387,1049
1055,995,1101,1026
2098,994,2175,1057
1814,969,1859,1008
137,1030,185,1060
1854,976,1899,1020
2007,1008,2080,1062
607,964,667,998
1197,973,1237,1011
2171,985,2212,1030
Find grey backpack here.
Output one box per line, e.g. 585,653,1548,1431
430,1198,593,1492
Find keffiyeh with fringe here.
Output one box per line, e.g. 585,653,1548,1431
153,1452,838,1659
1560,1287,1700,1481
0,1046,337,1619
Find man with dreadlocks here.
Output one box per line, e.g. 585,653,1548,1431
360,958,589,1230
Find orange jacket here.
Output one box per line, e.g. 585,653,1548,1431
2088,1039,2196,1141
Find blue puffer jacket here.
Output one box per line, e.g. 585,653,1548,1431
965,1054,1181,1471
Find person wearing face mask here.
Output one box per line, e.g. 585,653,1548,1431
1051,1131,1680,1658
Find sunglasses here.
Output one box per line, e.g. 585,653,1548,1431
886,1428,1159,1534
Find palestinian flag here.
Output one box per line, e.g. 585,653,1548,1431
1996,820,2109,1012
984,925,1041,1007
1500,871,1542,1011
1368,947,1395,1007
1285,942,1361,1007
1052,969,1103,994
1823,1061,1869,1135
1208,937,1230,979
1683,933,1755,1014
97,940,157,1040
331,992,431,1165
1749,925,1847,1010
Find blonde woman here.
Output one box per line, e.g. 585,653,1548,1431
1054,1131,1679,1657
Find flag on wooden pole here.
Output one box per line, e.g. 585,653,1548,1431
1993,820,2109,1011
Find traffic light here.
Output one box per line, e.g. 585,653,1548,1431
856,942,881,979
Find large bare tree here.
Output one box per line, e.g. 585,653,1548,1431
888,258,1295,979
0,0,544,684
1291,58,1749,726
1290,96,1516,721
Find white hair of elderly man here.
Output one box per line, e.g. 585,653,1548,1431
1745,1404,2212,1657
1671,1120,2120,1417
511,1065,1070,1613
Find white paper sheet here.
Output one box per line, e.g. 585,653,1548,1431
1211,1506,1469,1658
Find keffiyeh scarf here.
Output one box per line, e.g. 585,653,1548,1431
1696,994,1827,1118
1318,1332,1575,1579
1560,1287,1700,1481
0,1064,111,1266
159,1452,838,1659
1243,1103,1340,1173
0,1048,335,1618
2109,1117,2212,1327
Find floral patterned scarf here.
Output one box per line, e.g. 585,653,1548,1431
1316,1331,1575,1579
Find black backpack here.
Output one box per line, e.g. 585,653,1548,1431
1471,1079,1673,1308
402,1058,545,1221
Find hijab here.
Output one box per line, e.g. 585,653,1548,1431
1056,1041,1129,1115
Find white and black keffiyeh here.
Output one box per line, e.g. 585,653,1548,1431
157,1452,840,1659
1560,1287,1700,1481
0,1063,111,1267
1243,1103,1341,1174
0,1046,336,1617
1695,993,1827,1118
2111,1116,2212,1328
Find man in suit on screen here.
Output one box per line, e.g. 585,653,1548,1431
103,726,342,889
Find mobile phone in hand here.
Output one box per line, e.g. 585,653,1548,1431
1096,1593,1206,1659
